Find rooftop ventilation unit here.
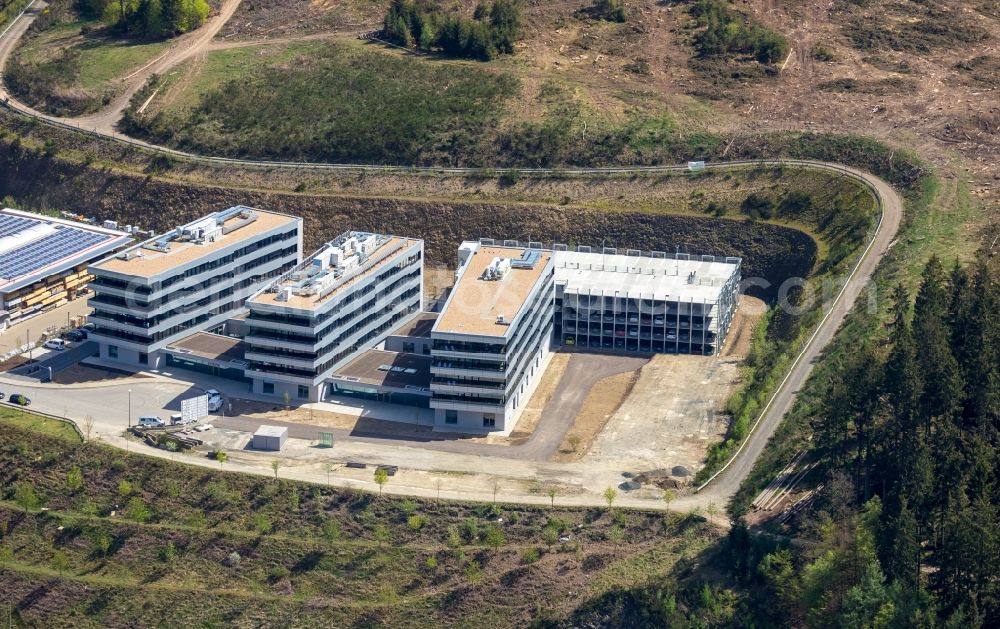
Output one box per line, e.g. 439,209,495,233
510,249,541,269
482,257,511,281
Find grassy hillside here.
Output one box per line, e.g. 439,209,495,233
123,41,519,165
4,2,170,116
0,414,746,627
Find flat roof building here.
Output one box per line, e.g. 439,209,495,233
553,248,741,356
0,208,131,328
245,231,423,402
88,206,302,368
328,349,432,407
430,244,555,434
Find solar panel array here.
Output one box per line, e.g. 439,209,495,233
0,214,38,238
0,221,112,280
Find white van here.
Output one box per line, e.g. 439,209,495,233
205,389,223,412
170,413,191,426
43,339,67,351
137,416,166,428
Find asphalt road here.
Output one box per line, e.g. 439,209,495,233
0,5,906,508
213,353,648,461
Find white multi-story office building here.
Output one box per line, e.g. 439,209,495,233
244,231,423,402
430,243,554,434
88,206,302,368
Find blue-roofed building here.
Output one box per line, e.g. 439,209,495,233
0,208,131,328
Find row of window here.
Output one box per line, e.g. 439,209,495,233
158,228,299,290
248,280,420,362
247,249,421,327
91,244,296,311
247,268,420,345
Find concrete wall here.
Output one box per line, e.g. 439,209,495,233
250,377,323,404
383,335,431,355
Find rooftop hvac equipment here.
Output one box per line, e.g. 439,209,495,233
102,220,118,230
510,249,541,269
687,271,696,284
275,287,293,301
482,257,511,281
359,234,378,256
496,314,508,325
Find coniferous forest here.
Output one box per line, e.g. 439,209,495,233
725,256,999,627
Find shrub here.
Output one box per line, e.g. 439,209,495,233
110,459,127,472
460,518,479,543
425,555,438,570
691,0,789,64
252,513,273,535
812,45,836,62
322,518,341,542
65,467,83,492
741,193,775,220
521,547,540,564
117,480,134,496
267,565,290,582
586,0,627,22
126,497,150,523
224,551,241,568
407,515,424,531
159,542,177,562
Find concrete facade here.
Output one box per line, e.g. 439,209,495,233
430,244,555,435
244,232,423,403
87,206,302,370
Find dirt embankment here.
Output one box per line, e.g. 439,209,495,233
0,144,816,301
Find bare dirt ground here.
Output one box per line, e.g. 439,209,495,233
551,368,638,462
52,363,148,384
586,295,764,476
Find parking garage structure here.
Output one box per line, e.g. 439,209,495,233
244,232,424,403
87,206,303,368
553,249,741,356
430,243,554,434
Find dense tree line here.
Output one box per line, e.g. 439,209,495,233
382,0,522,61
77,0,209,39
690,0,789,64
727,256,999,626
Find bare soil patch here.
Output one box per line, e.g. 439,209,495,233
52,363,148,384
551,367,639,462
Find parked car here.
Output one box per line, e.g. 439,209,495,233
0,392,5,401
171,413,195,426
205,389,223,412
137,416,166,428
63,330,85,342
43,339,68,351
9,394,30,406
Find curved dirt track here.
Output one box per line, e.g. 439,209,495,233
0,3,905,511
0,0,243,134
